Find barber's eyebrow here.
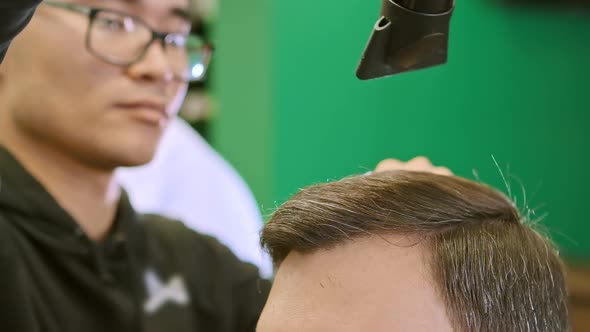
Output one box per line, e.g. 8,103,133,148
108,0,192,23
171,7,192,23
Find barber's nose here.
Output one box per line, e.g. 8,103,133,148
126,42,175,82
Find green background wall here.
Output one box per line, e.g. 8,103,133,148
212,0,590,260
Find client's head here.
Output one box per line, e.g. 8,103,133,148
258,171,568,332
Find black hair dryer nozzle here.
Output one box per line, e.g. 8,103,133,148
356,0,455,80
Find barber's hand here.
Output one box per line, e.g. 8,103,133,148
375,157,453,176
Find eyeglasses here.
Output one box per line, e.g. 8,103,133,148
43,1,213,82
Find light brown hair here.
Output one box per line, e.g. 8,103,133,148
261,171,569,331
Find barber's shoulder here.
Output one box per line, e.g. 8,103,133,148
141,214,219,245
139,214,245,265
140,215,269,330
0,213,18,256
139,213,266,287
139,213,209,247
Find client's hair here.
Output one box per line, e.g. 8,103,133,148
261,171,568,332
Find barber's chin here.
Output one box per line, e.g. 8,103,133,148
124,152,158,168
110,145,159,168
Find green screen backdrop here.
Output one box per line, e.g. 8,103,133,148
212,0,590,260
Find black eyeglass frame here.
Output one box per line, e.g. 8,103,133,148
43,0,214,82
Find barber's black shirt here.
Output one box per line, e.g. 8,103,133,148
0,147,270,332
0,0,40,63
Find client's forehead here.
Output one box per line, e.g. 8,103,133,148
258,235,452,332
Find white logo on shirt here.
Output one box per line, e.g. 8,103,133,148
143,269,189,314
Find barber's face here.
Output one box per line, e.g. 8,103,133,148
0,0,190,168
257,235,453,332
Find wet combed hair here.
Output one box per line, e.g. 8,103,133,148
261,171,569,332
